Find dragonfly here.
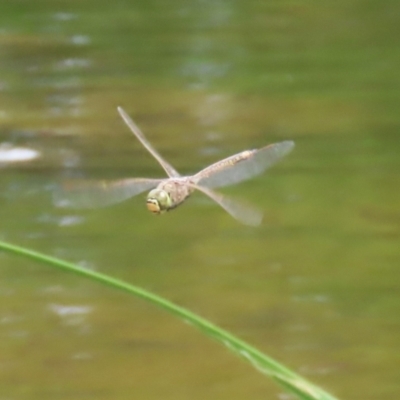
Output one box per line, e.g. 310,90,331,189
56,107,295,226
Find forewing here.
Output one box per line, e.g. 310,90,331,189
54,178,162,209
193,141,294,188
117,107,180,178
189,183,263,227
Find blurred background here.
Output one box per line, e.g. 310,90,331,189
0,1,399,399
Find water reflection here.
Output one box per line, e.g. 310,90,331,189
0,143,40,163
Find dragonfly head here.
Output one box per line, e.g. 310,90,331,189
146,188,172,214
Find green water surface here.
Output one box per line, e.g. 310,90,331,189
0,1,399,399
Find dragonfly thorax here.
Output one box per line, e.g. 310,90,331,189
146,188,172,214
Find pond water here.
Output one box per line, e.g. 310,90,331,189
1,1,399,399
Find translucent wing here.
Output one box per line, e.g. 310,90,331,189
188,183,263,226
54,178,162,209
193,141,295,189
117,107,180,178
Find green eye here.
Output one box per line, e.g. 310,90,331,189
157,191,171,209
147,189,171,212
160,191,168,201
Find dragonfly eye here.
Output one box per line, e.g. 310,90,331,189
147,189,171,213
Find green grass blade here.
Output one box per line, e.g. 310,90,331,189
0,240,339,400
